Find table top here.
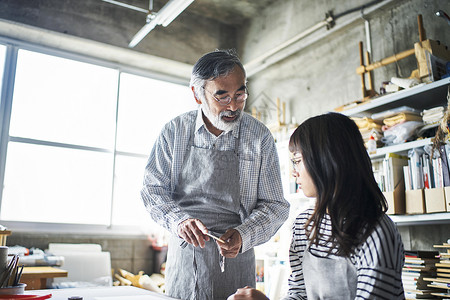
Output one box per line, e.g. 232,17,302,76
25,286,179,300
22,267,68,278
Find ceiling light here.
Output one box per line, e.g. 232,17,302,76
128,0,194,48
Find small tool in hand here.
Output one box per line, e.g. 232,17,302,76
205,232,226,244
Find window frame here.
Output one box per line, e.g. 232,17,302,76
0,37,191,236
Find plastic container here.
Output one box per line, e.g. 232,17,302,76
367,135,377,153
0,283,26,295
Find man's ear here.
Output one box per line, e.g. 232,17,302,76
192,86,202,105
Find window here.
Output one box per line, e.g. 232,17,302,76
0,45,5,92
0,46,197,232
112,73,195,229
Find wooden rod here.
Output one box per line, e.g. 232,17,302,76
276,97,280,125
364,51,374,91
418,14,426,42
359,41,366,98
356,48,415,74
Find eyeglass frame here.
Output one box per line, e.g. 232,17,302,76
201,86,249,106
291,155,302,173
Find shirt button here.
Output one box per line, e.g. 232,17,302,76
212,144,216,149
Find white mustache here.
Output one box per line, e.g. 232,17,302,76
221,110,240,118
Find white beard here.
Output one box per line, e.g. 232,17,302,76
201,101,243,133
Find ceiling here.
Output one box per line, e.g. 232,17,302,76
121,0,279,26
0,0,283,70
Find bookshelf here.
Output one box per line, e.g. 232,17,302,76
341,77,450,225
341,78,450,117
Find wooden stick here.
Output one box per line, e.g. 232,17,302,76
418,14,426,42
359,41,366,98
364,51,374,91
276,97,281,125
356,48,415,74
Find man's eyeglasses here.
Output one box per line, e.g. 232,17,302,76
202,86,248,106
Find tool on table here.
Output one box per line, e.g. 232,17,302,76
0,254,19,287
13,264,24,286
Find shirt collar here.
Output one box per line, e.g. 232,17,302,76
195,106,241,139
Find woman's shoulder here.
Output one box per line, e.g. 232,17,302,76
355,214,404,268
293,208,314,224
361,214,401,245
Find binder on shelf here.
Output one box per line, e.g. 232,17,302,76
439,145,450,187
408,148,424,190
383,153,408,215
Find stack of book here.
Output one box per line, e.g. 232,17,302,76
403,250,439,299
423,243,450,298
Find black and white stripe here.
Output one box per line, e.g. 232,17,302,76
283,208,405,300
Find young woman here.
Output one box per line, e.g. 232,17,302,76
228,112,405,300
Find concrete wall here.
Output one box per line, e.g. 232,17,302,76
243,0,450,125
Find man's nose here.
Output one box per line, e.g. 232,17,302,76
227,98,243,111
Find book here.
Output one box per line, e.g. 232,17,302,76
384,153,409,192
405,251,439,259
408,148,424,190
439,145,450,186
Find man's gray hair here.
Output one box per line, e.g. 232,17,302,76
190,49,246,101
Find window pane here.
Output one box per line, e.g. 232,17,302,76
1,142,113,225
116,73,197,154
9,50,118,148
0,45,5,93
112,155,152,227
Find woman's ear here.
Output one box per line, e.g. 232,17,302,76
192,86,202,105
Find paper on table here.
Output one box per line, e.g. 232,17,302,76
95,295,178,300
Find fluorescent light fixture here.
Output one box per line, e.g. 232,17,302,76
159,0,194,27
128,0,194,48
102,0,149,13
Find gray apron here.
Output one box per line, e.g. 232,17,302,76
165,123,255,300
303,247,357,299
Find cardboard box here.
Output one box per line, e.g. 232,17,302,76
405,189,425,214
424,188,446,213
445,186,450,212
383,187,405,215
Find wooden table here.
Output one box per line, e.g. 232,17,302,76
21,266,68,290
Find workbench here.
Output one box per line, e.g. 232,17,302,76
21,266,68,290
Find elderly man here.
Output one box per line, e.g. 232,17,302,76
141,49,289,300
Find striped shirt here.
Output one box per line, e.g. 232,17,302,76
141,108,290,253
284,208,405,300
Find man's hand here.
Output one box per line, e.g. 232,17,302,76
227,286,269,300
218,229,242,258
178,218,209,248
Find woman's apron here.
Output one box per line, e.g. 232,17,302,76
303,247,357,299
165,124,255,300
